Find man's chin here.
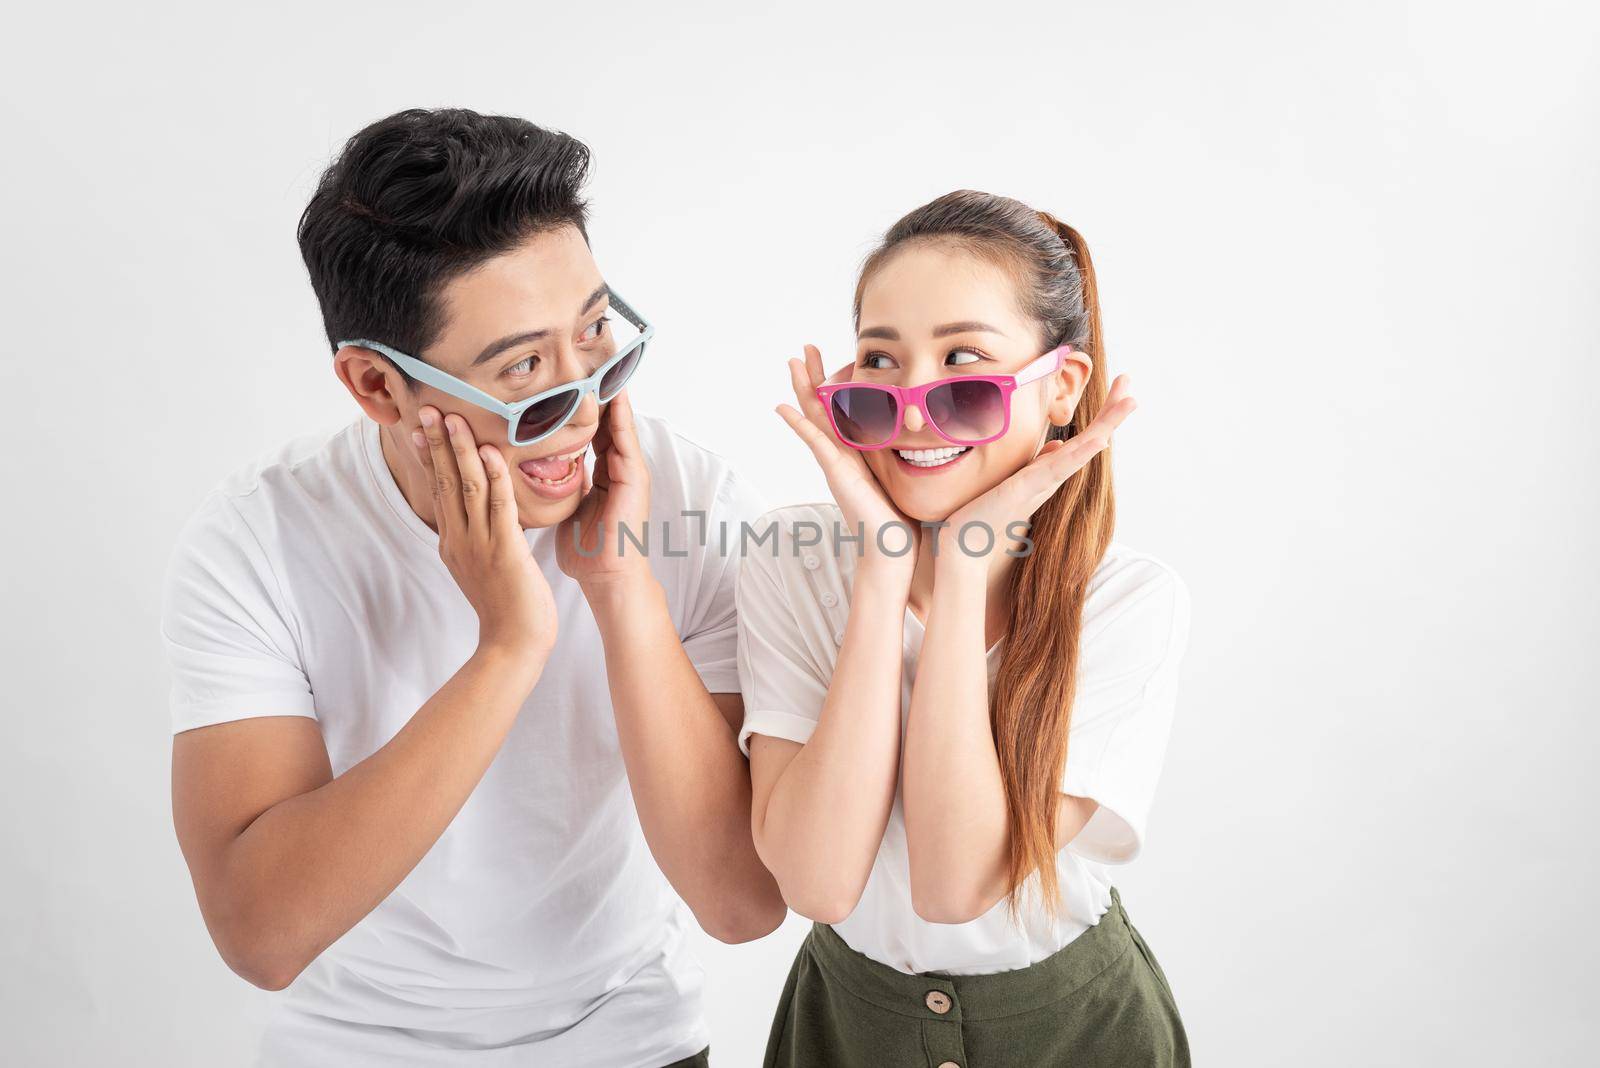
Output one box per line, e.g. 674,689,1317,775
514,488,584,532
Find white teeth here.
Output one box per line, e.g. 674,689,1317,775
895,446,970,468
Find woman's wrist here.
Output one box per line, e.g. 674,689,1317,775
854,555,915,598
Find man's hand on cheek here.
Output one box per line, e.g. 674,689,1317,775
413,405,559,656
556,390,654,591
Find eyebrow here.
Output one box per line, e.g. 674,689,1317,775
932,320,1006,338
856,320,1007,342
470,283,611,367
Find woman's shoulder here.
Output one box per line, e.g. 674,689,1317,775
1080,541,1192,664
736,501,855,595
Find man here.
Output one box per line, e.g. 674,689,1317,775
161,107,784,1067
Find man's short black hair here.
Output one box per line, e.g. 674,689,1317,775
298,107,592,377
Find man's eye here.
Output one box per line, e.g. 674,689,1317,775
582,315,611,342
506,356,536,376
946,348,984,366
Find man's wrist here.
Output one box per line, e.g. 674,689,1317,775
471,638,551,692
579,568,664,616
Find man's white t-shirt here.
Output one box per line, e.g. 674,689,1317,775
160,412,763,1068
735,502,1191,976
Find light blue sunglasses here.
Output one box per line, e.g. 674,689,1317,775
339,289,654,447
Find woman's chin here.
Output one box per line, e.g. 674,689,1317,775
883,484,964,526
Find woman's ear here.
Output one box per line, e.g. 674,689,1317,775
1046,348,1094,426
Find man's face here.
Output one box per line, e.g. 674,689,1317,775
362,225,618,530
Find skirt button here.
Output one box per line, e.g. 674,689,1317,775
925,990,952,1014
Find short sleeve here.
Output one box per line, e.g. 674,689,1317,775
160,493,316,734
1062,561,1192,865
678,467,769,694
734,532,834,757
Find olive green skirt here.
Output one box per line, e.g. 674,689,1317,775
763,886,1189,1068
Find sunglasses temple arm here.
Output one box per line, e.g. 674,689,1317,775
605,288,649,333
1016,344,1074,386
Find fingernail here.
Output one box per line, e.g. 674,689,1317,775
411,429,425,448
419,409,436,428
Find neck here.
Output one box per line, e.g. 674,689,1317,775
377,421,441,533
906,526,1020,647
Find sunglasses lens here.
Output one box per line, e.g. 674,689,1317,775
598,340,644,401
829,387,898,447
925,379,1006,443
516,390,580,443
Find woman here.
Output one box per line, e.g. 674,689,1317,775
735,190,1192,1067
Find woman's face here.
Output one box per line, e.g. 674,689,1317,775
850,241,1090,522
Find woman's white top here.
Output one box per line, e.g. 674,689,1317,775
735,502,1191,976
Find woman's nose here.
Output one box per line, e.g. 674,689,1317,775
903,405,926,433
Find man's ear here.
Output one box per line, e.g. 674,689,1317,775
1046,348,1094,426
332,346,407,426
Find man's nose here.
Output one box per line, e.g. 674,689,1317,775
570,391,601,428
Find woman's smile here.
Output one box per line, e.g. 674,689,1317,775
891,444,973,475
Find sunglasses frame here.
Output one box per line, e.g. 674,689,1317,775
816,343,1074,451
338,288,654,447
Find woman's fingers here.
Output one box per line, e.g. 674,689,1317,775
790,356,843,435
803,343,826,388
777,402,843,470
1010,381,1138,511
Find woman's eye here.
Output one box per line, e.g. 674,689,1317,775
946,348,984,366
862,352,896,370
581,315,611,342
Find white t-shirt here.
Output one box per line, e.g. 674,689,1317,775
734,502,1191,976
160,413,764,1068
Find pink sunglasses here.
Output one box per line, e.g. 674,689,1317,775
816,344,1073,450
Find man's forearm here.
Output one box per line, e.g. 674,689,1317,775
201,643,546,987
582,572,785,943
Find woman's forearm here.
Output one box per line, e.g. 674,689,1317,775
754,569,908,922
903,559,1013,923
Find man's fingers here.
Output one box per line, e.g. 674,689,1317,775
421,407,466,536
447,415,490,531
604,390,643,475
479,443,519,541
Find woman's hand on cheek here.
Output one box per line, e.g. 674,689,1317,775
556,389,654,588
940,374,1138,576
777,344,918,583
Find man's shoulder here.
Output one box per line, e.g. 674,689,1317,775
206,419,362,510
632,410,756,512
171,419,365,558
632,410,730,474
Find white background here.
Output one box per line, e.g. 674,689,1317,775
2,2,1596,1065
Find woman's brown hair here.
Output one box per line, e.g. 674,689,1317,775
852,190,1114,918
